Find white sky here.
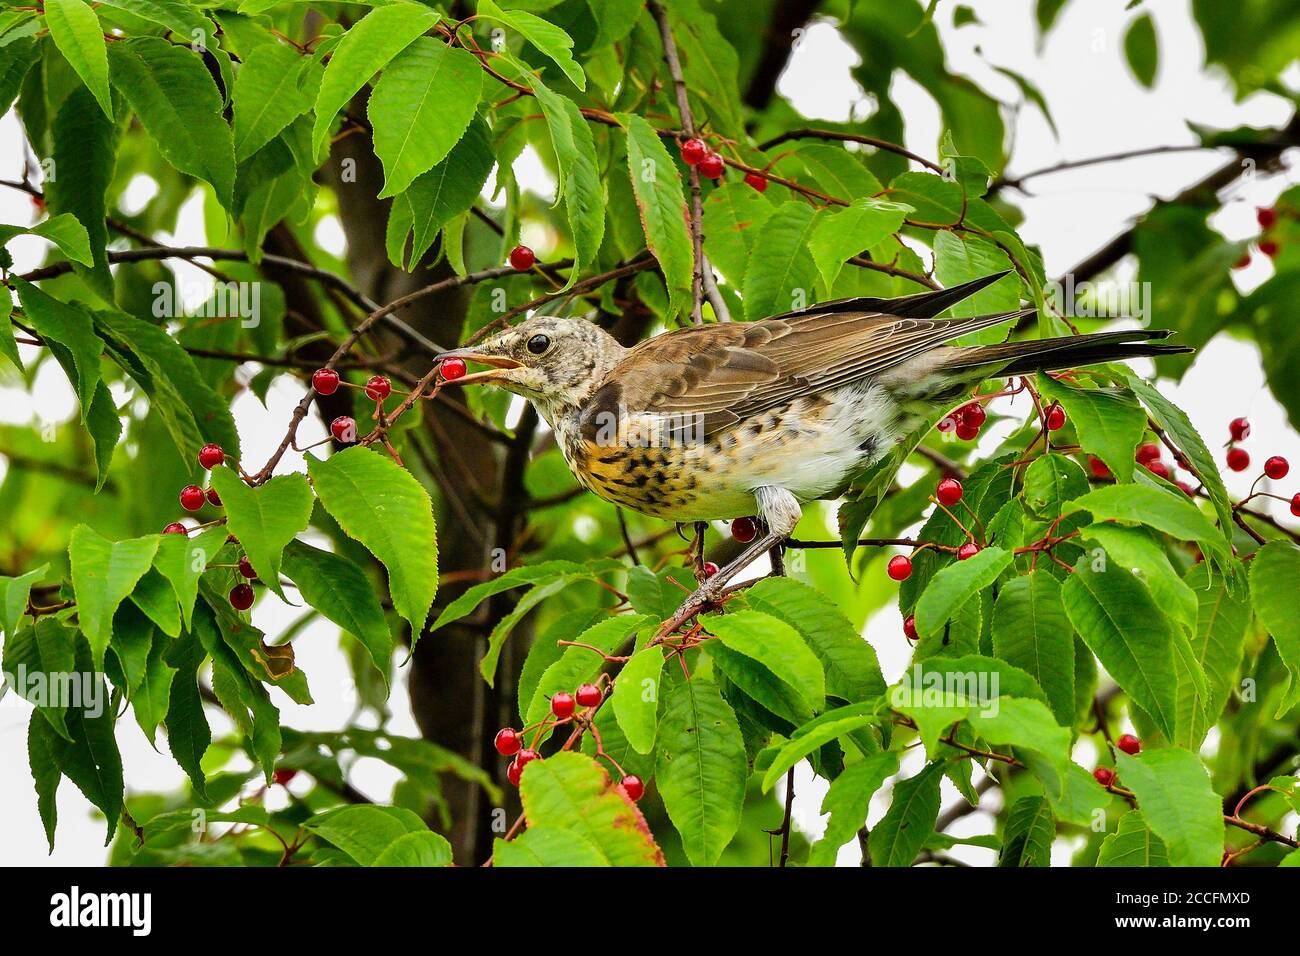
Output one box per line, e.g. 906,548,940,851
1,0,1297,866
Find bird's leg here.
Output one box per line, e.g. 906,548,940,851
666,488,801,625
690,520,708,580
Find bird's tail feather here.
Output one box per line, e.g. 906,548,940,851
945,328,1192,377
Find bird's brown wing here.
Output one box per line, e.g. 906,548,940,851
583,308,1028,438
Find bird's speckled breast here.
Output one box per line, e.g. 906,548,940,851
549,381,906,522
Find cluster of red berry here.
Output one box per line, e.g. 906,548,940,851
888,477,981,591
679,138,768,192
1221,417,1297,512
1092,734,1141,787
936,399,989,440
494,683,644,799
1233,206,1286,269
161,443,259,610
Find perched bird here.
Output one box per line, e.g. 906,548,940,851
438,272,1189,615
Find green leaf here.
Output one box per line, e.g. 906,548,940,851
742,200,820,322
525,614,651,725
371,831,453,867
478,0,585,90
656,677,747,867
1114,749,1222,867
68,525,159,670
624,564,695,620
130,630,176,746
308,447,438,642
1078,522,1197,632
740,576,885,702
0,36,39,119
163,628,210,800
3,617,77,739
808,751,899,866
612,645,665,754
494,826,609,867
1184,562,1248,723
1068,482,1229,568
1124,12,1159,88
96,0,213,37
232,40,316,162
310,2,439,158
83,381,121,489
968,697,1073,792
282,540,393,686
28,713,62,851
429,559,595,633
1062,560,1179,740
708,610,825,713
108,38,236,209
386,116,494,269
622,113,692,316
0,215,94,267
13,278,102,416
1,564,48,640
761,710,877,792
209,467,312,602
128,569,182,637
1249,542,1300,716
796,144,881,198
370,37,482,199
702,181,772,294
666,0,744,137
933,231,1020,325
303,805,434,866
48,86,118,299
991,572,1075,726
809,198,911,292
1038,376,1146,482
998,796,1054,866
152,528,228,632
516,752,663,865
1097,810,1169,866
870,761,943,867
1021,452,1089,518
43,0,112,118
914,546,1013,638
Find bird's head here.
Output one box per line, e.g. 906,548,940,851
436,316,627,418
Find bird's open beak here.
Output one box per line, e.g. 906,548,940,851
435,347,523,385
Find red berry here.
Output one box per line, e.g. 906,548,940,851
960,402,987,428
509,244,536,270
1116,733,1141,755
955,420,981,441
1258,206,1278,229
439,357,467,381
957,542,980,561
1093,767,1115,787
206,486,222,507
273,768,297,786
229,583,255,611
703,561,720,578
698,152,725,179
331,416,357,443
494,728,522,756
1146,460,1170,480
312,368,339,395
364,375,391,401
886,554,912,581
515,749,539,769
1136,442,1162,465
1233,252,1251,270
1045,404,1067,431
551,692,576,719
575,683,602,708
238,556,257,579
507,760,523,787
1227,447,1250,472
179,485,205,511
936,415,956,433
1088,456,1111,479
1229,417,1251,441
621,774,645,801
1291,493,1300,517
198,443,225,469
1264,455,1289,480
744,172,768,193
731,516,758,543
163,522,187,535
903,615,918,642
936,477,963,506
1178,481,1195,496
1259,239,1280,259
680,138,707,165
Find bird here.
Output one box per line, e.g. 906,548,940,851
436,271,1190,618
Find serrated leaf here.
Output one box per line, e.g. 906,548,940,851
702,181,772,295
28,713,61,851
370,37,482,199
1038,376,1145,482
1068,481,1229,568
991,572,1075,726
708,610,825,714
108,38,236,209
209,467,312,602
934,231,1020,327
1,564,48,640
232,40,315,162
914,546,1012,638
742,200,820,321
968,697,1073,792
1124,12,1158,88
525,614,651,725
43,0,112,118
371,831,453,867
999,795,1055,866
152,528,228,632
761,709,878,792
622,112,691,315
1098,809,1169,866
13,278,102,416
1114,749,1222,867
1184,562,1248,723
96,0,213,37
656,677,746,867
308,447,437,642
1022,452,1089,518
282,540,393,686
809,198,911,292
163,627,209,800
612,645,665,754
4,617,77,739
1249,542,1300,717
666,0,743,137
870,761,942,867
478,0,585,90
48,86,118,299
310,3,439,158
303,805,434,866
808,751,898,866
1079,522,1197,633
69,525,159,670
624,564,694,621
430,560,595,633
494,826,609,867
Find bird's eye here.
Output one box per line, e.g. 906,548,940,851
527,334,550,355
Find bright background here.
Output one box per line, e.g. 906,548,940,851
2,0,1297,866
